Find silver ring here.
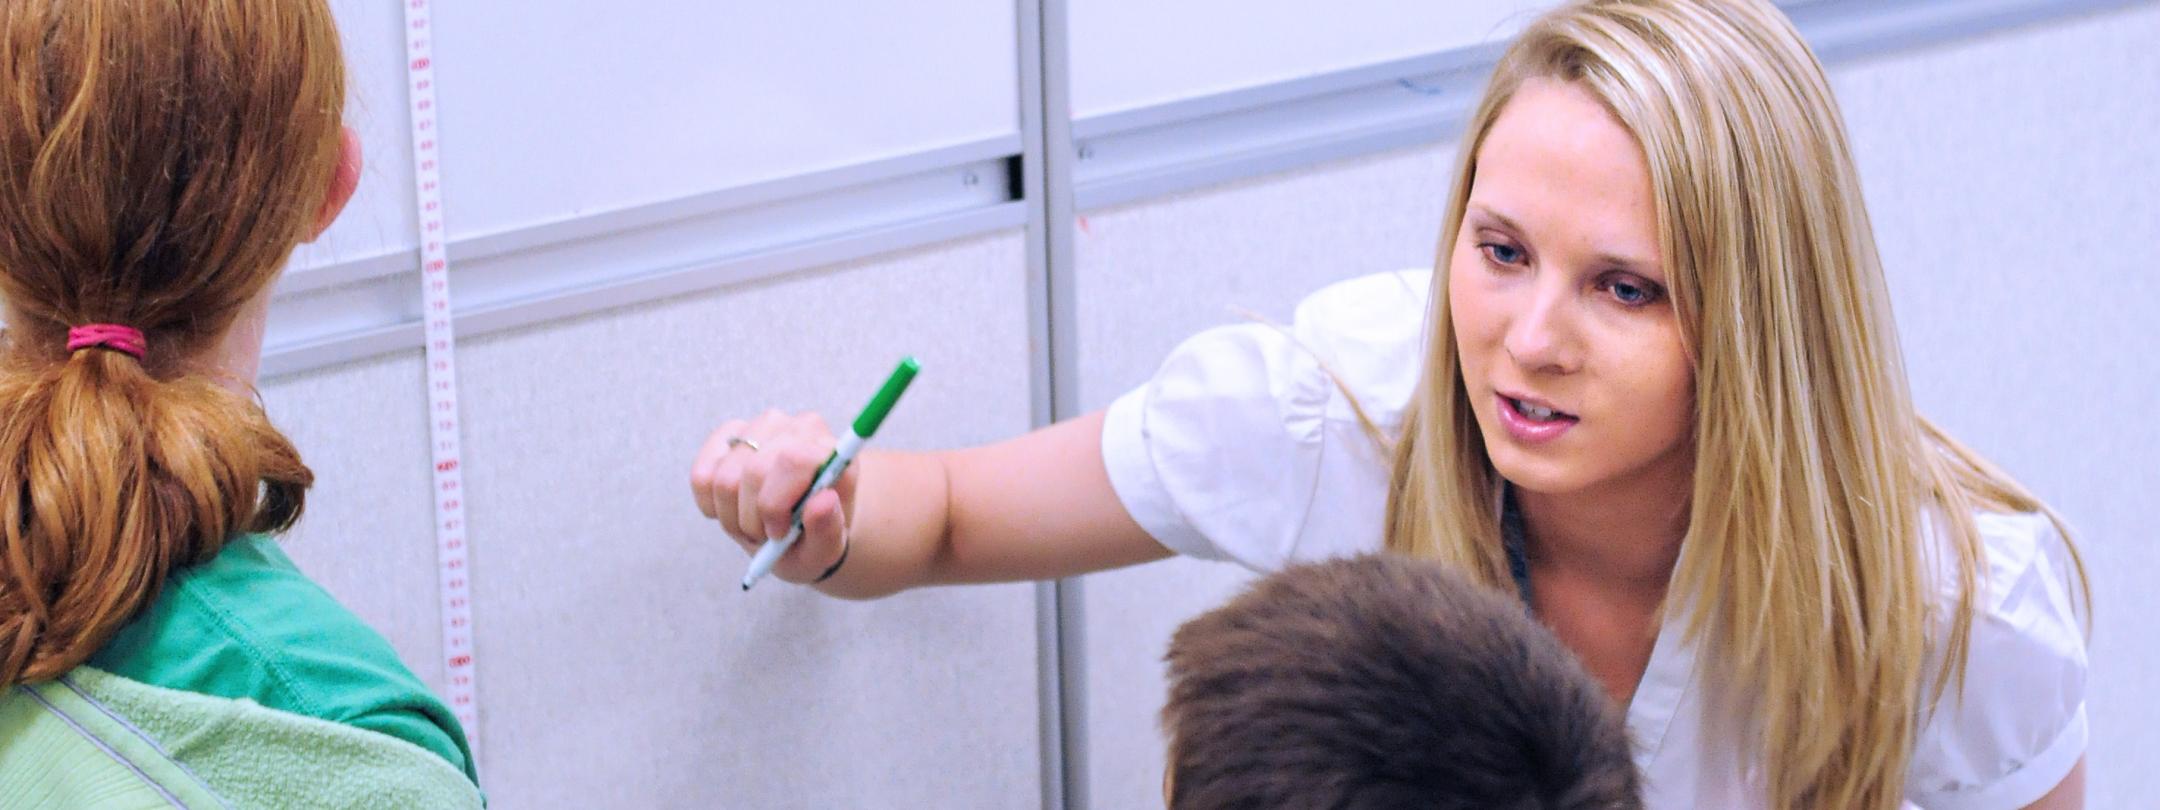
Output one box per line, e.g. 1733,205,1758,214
726,436,761,453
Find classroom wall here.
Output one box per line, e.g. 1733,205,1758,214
263,233,1044,808
1071,3,2160,806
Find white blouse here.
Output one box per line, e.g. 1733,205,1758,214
1100,270,2089,809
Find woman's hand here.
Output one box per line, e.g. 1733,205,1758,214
690,410,855,585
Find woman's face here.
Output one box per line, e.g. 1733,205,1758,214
1449,78,1694,502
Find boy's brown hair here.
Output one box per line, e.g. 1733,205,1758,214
1162,554,1642,809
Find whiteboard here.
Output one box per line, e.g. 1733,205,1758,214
1069,0,1558,120
291,0,1019,275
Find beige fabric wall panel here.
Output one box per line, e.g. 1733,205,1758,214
265,232,1043,808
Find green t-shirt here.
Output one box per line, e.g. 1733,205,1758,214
87,534,479,786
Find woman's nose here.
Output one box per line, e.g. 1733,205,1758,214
1503,283,1582,375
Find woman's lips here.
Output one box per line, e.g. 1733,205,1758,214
1495,393,1578,445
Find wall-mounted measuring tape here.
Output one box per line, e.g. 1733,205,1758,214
399,0,481,774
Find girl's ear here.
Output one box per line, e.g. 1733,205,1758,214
309,126,363,241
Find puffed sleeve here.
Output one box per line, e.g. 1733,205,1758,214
1905,511,2089,809
1098,270,1429,571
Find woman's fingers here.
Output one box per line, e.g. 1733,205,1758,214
693,409,854,584
689,419,749,520
757,432,836,542
787,489,848,582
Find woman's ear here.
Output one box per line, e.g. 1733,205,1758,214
309,126,363,241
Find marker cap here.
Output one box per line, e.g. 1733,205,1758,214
852,357,919,438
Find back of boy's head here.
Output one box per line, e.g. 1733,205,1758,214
1162,554,1642,809
0,0,343,685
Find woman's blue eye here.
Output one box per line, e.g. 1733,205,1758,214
1479,243,1524,265
1600,276,1662,307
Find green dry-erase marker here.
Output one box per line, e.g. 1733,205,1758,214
741,357,919,590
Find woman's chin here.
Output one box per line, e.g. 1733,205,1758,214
1484,440,1584,497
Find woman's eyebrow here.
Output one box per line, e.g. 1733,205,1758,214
1594,250,1660,276
1467,204,1524,234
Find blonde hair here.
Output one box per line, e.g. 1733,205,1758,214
1382,1,2089,806
0,0,343,684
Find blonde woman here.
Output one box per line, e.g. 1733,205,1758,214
690,1,2089,807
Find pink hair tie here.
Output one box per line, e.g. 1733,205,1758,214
66,324,148,359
